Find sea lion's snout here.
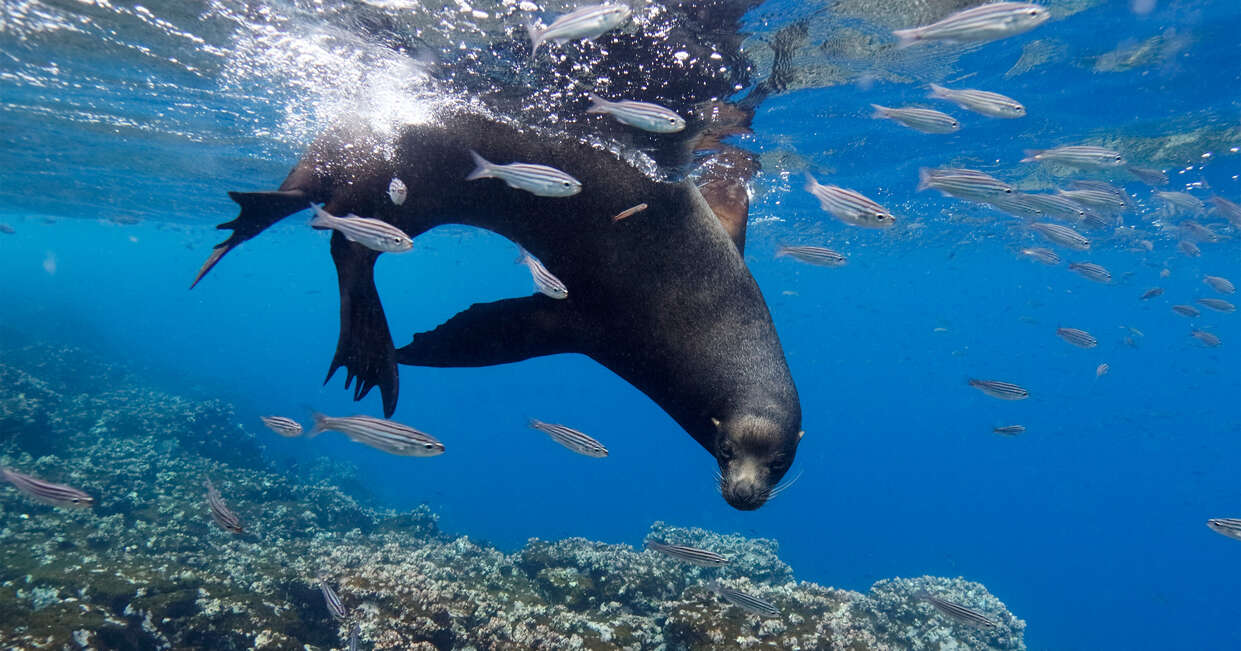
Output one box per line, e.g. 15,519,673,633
721,467,769,511
713,413,801,511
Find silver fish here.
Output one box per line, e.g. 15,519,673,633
1057,189,1127,212
1209,196,1241,227
1156,191,1204,214
776,245,847,267
804,173,895,228
1069,180,1134,210
1198,298,1235,313
707,582,780,617
1139,287,1163,300
310,204,413,253
310,413,445,457
992,425,1026,435
989,194,1044,219
586,93,685,133
1096,363,1110,378
968,378,1029,400
645,541,729,567
517,248,568,300
348,622,360,651
527,4,631,56
318,574,347,620
1022,146,1125,168
1019,247,1060,265
1180,220,1219,243
529,419,608,457
260,416,303,438
1019,194,1087,221
1171,304,1200,318
915,590,999,629
1068,262,1112,284
1191,330,1221,347
387,177,407,205
1056,327,1098,349
918,168,1013,201
1030,222,1090,250
1127,166,1168,186
871,104,960,134
893,2,1049,47
928,84,1025,118
205,478,243,534
1203,275,1235,295
1,467,94,508
467,150,581,197
1207,518,1241,541
1178,240,1201,257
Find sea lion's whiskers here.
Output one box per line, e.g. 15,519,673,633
767,470,803,499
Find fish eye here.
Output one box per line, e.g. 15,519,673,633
1004,188,1013,193
1028,9,1039,15
875,213,886,221
563,181,571,187
1114,155,1123,161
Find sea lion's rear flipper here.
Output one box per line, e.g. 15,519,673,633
325,233,399,417
396,296,591,368
190,190,308,288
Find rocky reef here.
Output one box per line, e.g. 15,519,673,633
0,343,1025,650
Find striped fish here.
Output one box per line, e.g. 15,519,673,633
917,168,1012,201
915,590,999,629
1030,222,1090,250
1057,189,1127,212
205,478,243,534
517,249,568,300
1204,275,1235,295
387,177,407,206
309,204,413,253
317,574,348,620
1140,287,1164,300
776,245,847,267
586,93,685,133
1019,194,1087,221
310,413,445,457
992,425,1026,435
1,467,94,508
1198,298,1236,313
1191,330,1222,347
893,2,1049,47
644,541,729,567
529,419,608,457
612,203,648,222
526,4,631,56
1068,262,1111,284
1056,327,1098,349
1019,247,1059,265
1022,146,1125,168
1127,165,1167,186
1096,363,1110,378
349,622,361,651
871,104,959,134
968,378,1029,400
1171,304,1200,318
1210,196,1241,226
1156,191,1204,214
928,84,1025,118
1178,240,1201,258
1077,209,1116,232
260,416,303,438
707,582,780,618
1180,221,1219,243
467,150,580,197
804,173,895,228
989,194,1044,219
1069,180,1134,210
1207,518,1241,542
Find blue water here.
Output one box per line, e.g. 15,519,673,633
2,1,1239,649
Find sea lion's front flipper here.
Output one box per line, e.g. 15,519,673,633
325,233,399,417
396,296,592,368
191,190,308,288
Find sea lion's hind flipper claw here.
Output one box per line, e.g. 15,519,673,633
190,190,308,288
396,296,588,368
325,234,399,417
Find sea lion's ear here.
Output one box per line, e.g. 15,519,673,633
711,417,722,430
797,430,805,441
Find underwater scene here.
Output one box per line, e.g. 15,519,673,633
1,0,1239,649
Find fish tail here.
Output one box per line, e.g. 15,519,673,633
466,150,493,181
891,28,920,49
916,167,933,192
585,92,609,114
528,418,542,430
308,203,334,230
307,411,329,438
515,247,531,265
869,104,889,119
1020,149,1043,163
802,171,819,193
927,83,947,99
525,20,543,56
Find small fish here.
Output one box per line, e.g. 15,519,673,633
1178,240,1201,257
804,173,895,228
205,478,243,534
892,2,1050,47
1,467,94,508
706,582,780,618
1204,276,1235,295
645,541,729,567
1156,191,1204,214
318,574,348,620
260,416,303,437
527,4,631,56
1022,146,1125,168
917,168,1012,201
1198,298,1236,313
1127,165,1168,186
1056,327,1098,349
309,413,445,457
348,622,360,651
1067,262,1112,284
586,93,685,133
310,204,413,253
1191,330,1221,347
517,248,569,300
1019,247,1059,265
1160,268,1172,279
1096,363,1110,378
529,419,608,457
1171,304,1200,318
0,223,14,234
992,425,1026,435
1180,221,1219,243
989,195,1044,219
1207,518,1241,541
968,378,1029,400
1209,196,1241,227
612,203,648,222
776,245,847,267
915,590,999,629
467,150,581,197
1019,194,1087,221
388,178,407,205
871,104,960,134
1057,189,1126,212
1139,287,1163,300
1030,222,1090,250
928,84,1025,118
1069,180,1134,210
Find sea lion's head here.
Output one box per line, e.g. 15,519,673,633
712,413,803,511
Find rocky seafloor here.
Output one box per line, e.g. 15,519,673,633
0,342,1026,650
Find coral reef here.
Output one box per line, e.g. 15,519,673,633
0,344,1025,649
